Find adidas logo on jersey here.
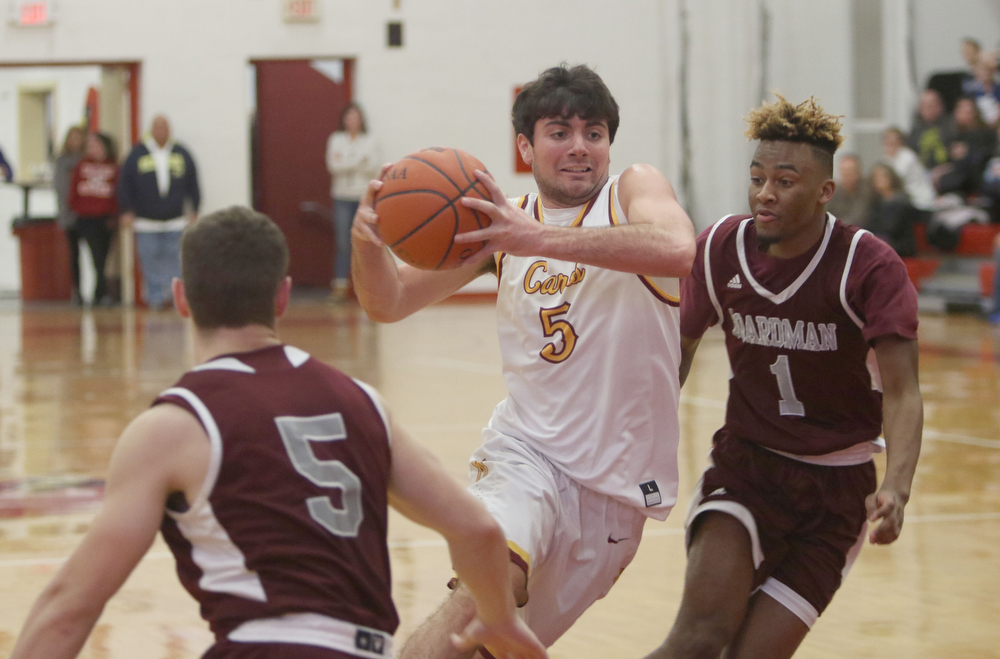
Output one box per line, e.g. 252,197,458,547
727,274,742,289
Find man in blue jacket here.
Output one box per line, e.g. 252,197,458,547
119,115,200,310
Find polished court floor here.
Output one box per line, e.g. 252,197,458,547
0,297,998,658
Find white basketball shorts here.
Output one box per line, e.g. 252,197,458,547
465,428,647,647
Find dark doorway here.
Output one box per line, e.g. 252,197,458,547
251,58,353,289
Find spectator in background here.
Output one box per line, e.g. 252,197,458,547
961,38,984,96
908,89,956,170
54,126,87,304
968,54,1000,127
0,144,13,181
882,127,936,211
828,153,873,227
68,133,119,306
935,97,997,199
119,115,200,310
988,233,1000,324
326,103,380,300
868,163,918,257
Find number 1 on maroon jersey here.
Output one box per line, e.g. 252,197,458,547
769,355,805,417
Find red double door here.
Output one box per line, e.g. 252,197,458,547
253,59,354,288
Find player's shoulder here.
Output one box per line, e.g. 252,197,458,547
698,213,750,244
835,219,906,268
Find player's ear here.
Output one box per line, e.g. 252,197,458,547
516,133,534,166
819,177,835,205
172,278,192,319
274,276,292,318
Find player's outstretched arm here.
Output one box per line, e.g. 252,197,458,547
11,405,209,659
387,419,548,659
868,335,923,545
456,164,695,277
351,173,494,323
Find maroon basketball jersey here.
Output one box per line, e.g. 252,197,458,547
681,214,918,455
154,344,397,644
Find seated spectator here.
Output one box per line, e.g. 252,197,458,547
975,122,1000,221
882,127,937,210
935,96,997,198
828,153,873,227
968,53,1000,127
988,233,1000,324
961,38,984,97
908,89,957,170
867,163,918,257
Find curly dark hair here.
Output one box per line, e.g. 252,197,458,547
512,64,620,144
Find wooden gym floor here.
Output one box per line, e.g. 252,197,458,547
0,297,998,658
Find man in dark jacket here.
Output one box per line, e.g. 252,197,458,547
118,115,200,310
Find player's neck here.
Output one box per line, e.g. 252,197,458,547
765,210,828,259
192,325,282,364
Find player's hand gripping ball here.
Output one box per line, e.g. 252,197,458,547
373,147,492,270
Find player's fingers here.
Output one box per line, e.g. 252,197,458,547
453,227,495,244
461,195,498,216
474,169,507,203
361,178,385,208
379,162,394,178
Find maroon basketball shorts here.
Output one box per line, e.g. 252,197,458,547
203,641,359,659
685,430,876,627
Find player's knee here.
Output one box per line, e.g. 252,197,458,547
670,610,738,658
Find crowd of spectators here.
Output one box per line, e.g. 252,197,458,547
51,115,200,308
830,37,1000,322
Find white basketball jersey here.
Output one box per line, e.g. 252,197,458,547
488,176,681,519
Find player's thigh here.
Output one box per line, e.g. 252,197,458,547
763,460,874,627
675,511,756,629
724,589,809,659
467,431,562,591
521,484,647,647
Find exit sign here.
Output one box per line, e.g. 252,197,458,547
9,0,53,26
283,0,320,23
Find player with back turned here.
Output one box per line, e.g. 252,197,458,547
11,207,547,659
641,96,923,659
351,64,696,657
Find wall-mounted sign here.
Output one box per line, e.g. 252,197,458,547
8,0,54,26
283,0,320,23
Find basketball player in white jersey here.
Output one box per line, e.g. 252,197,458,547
11,207,546,659
351,64,696,656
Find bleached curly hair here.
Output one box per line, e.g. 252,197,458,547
745,93,844,155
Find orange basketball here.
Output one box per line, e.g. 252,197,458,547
374,147,492,270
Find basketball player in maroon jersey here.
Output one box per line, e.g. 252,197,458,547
642,96,923,659
11,208,547,659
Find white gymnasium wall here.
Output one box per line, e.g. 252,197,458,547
0,0,993,293
911,0,1000,88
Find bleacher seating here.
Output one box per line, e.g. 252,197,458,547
903,221,999,309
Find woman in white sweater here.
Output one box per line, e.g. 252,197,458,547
326,103,380,298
